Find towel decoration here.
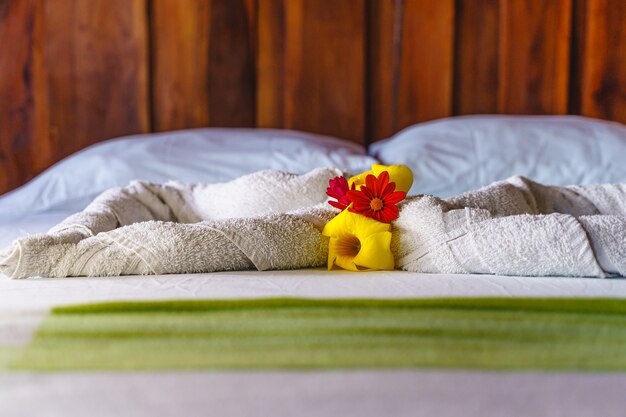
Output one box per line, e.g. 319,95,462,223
2,165,626,279
322,165,413,271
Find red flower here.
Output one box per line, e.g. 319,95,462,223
347,171,406,223
326,176,354,210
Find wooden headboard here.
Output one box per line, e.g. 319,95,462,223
1,0,625,195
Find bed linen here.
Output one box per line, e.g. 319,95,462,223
5,169,626,279
3,216,626,416
3,120,626,416
0,128,377,216
370,115,626,197
9,297,626,371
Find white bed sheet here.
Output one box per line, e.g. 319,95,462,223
3,269,626,313
2,212,626,312
3,214,626,417
3,370,626,417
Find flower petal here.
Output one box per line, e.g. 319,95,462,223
347,169,372,191
365,174,377,195
328,236,360,272
381,205,399,222
360,186,374,200
352,231,394,270
383,191,407,204
347,190,370,205
322,209,353,237
372,164,414,193
328,200,347,210
350,211,390,239
381,181,396,195
377,171,389,195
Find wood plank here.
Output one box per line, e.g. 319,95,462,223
454,0,500,115
151,0,211,131
43,0,150,160
151,0,256,131
206,0,256,127
0,0,50,195
256,0,285,129
257,0,367,143
497,0,572,114
367,0,396,141
576,0,626,123
397,0,455,129
369,0,455,141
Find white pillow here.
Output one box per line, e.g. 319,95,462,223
369,115,626,197
0,128,376,215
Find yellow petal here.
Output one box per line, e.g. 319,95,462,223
347,170,372,191
348,164,414,193
352,231,394,270
323,210,394,272
349,210,390,240
371,164,414,193
322,209,352,238
328,236,360,271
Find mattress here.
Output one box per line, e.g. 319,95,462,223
2,214,626,416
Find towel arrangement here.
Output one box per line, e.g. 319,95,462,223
393,176,626,277
2,168,625,279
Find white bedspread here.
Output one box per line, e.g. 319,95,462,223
3,269,626,312
2,213,626,417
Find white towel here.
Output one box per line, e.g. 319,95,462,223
0,168,340,279
393,176,626,278
2,171,625,279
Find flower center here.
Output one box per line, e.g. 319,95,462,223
336,235,361,257
370,197,384,211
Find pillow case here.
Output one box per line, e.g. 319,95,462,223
369,115,626,197
0,128,376,216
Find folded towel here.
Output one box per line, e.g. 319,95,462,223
2,170,625,279
393,176,626,278
0,168,340,279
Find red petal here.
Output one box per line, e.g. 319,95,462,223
351,198,372,210
385,204,399,215
361,186,374,200
327,177,349,200
365,174,377,195
381,181,396,195
383,191,406,204
329,201,347,210
377,171,389,195
338,195,352,205
347,190,371,205
381,205,399,222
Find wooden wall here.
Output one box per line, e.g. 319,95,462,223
1,0,625,195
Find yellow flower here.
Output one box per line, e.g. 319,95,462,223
349,164,414,193
322,209,395,271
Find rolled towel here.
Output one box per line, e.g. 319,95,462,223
3,171,626,279
0,168,339,279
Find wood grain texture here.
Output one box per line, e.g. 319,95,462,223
454,0,500,115
151,0,256,131
0,0,50,193
497,0,572,114
257,0,366,143
43,0,150,160
151,0,211,131
207,0,256,127
575,0,626,123
367,0,396,141
1,0,626,195
369,0,455,141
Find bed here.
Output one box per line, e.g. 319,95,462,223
2,116,626,416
